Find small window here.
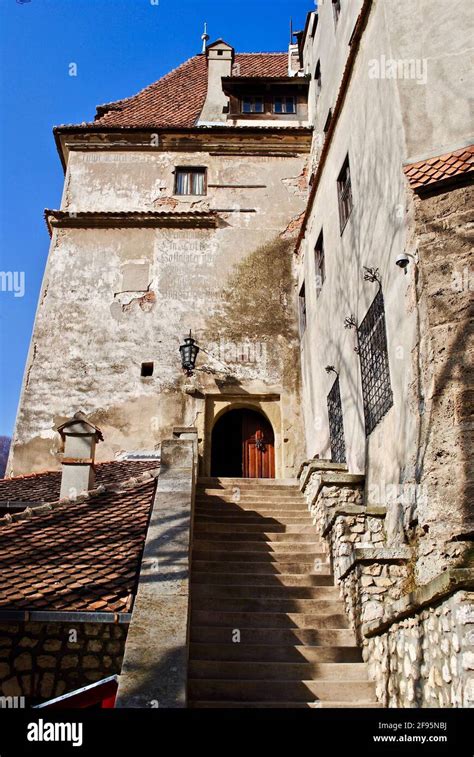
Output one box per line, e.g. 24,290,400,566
357,289,393,436
314,231,325,297
332,0,341,25
273,96,296,114
241,96,264,114
175,167,206,196
141,362,154,377
314,61,322,96
299,282,307,336
337,155,353,232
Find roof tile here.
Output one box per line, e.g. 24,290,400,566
0,478,156,614
404,145,474,190
73,52,289,130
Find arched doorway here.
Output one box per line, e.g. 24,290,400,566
211,408,275,478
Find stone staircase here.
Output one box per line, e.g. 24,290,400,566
188,478,380,708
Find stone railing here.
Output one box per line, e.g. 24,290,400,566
299,460,411,640
116,428,198,708
298,458,474,708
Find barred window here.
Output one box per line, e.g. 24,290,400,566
327,376,346,463
357,288,393,436
337,154,353,232
314,230,325,297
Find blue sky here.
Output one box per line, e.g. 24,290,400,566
0,0,311,438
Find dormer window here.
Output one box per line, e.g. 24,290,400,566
273,96,296,114
175,167,207,196
241,96,264,114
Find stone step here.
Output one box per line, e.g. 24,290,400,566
195,509,311,520
193,540,323,553
191,572,334,587
192,531,324,544
195,514,313,525
196,498,307,508
193,522,312,534
197,478,298,488
187,679,376,703
190,626,357,646
193,597,344,614
192,550,328,563
192,560,330,574
196,493,306,502
191,584,339,600
189,643,362,663
189,660,368,682
196,486,306,502
190,610,350,629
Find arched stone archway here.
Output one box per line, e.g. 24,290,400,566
200,394,283,477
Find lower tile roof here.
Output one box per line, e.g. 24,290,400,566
0,459,159,505
0,475,157,614
404,144,474,191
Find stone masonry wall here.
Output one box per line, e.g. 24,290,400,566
300,461,474,708
0,621,127,704
364,590,474,708
302,464,411,637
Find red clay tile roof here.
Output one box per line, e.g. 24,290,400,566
88,53,289,129
404,145,474,191
0,460,159,505
0,478,156,613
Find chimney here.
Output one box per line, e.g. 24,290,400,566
197,39,234,125
57,412,103,500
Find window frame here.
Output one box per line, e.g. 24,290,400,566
273,95,297,115
174,166,207,196
337,154,353,233
314,60,322,97
314,230,325,298
241,96,265,114
298,282,307,336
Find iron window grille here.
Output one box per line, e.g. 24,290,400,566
327,376,346,464
299,282,307,336
337,155,353,232
357,288,393,436
175,167,206,196
314,230,325,297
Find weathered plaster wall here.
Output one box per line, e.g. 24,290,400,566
0,621,126,704
298,0,473,572
299,2,416,495
10,148,309,476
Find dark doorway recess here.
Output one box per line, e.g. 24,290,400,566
211,408,275,478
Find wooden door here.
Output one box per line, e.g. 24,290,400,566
242,412,275,478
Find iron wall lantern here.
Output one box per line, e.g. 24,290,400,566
179,331,200,376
